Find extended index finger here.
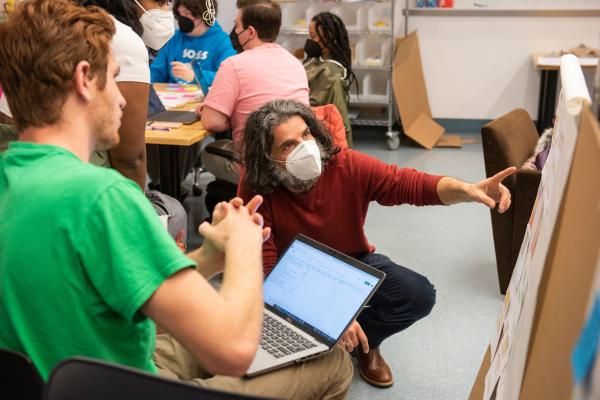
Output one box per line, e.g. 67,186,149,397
246,195,264,215
490,166,516,184
355,322,369,353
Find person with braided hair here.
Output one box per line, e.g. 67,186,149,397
304,12,357,147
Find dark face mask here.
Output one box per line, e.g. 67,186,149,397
178,16,195,34
304,38,322,59
229,27,248,53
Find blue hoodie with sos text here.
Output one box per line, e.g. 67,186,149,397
150,21,236,94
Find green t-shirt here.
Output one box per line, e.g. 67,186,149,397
0,142,194,380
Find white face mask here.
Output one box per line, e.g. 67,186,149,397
284,140,322,181
134,0,175,50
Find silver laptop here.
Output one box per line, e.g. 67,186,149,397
245,234,385,377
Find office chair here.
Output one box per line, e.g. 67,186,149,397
44,357,279,400
0,348,44,400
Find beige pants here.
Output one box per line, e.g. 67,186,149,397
154,334,353,400
200,140,241,184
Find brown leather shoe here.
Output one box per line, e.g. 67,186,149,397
354,347,394,388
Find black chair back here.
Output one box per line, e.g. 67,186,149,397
44,357,278,400
0,348,44,400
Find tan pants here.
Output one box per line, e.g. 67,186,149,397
154,334,353,400
200,140,241,184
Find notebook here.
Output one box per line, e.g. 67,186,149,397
245,234,385,376
148,110,199,125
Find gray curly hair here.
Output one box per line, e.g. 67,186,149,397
242,100,339,194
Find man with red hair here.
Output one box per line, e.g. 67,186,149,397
0,1,351,398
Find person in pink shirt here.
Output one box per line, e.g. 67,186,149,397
199,0,309,184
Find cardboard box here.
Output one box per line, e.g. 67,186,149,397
393,31,445,150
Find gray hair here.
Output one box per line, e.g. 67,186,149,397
242,100,338,194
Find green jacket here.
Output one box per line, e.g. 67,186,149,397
304,57,353,147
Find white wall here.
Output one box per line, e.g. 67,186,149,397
401,14,599,120
221,1,600,121
217,0,236,33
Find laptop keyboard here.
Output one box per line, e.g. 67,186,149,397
260,314,317,358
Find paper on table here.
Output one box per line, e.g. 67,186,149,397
156,84,203,109
148,121,183,129
561,54,592,115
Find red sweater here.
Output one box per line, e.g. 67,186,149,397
240,149,444,275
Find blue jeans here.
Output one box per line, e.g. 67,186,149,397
355,253,436,348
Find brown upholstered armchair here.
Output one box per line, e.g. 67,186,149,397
481,109,542,294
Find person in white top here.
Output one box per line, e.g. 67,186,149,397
1,0,173,189
80,0,174,189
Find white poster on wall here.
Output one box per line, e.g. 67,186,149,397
482,54,591,400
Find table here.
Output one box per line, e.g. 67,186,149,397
146,83,209,200
532,54,598,133
145,120,209,200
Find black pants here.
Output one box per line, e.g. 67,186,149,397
146,142,202,185
356,253,436,348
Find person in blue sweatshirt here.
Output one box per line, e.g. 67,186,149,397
150,0,235,94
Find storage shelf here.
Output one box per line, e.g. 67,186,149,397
276,0,391,4
279,0,398,148
353,64,391,71
405,8,600,17
350,117,389,127
350,29,392,36
350,94,390,105
353,65,391,72
280,28,392,36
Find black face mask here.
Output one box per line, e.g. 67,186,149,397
304,38,322,59
229,27,248,53
178,16,195,34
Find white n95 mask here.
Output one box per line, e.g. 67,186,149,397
285,140,322,181
135,0,175,50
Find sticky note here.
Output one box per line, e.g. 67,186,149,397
572,295,600,384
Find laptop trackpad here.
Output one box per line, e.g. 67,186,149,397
245,344,326,377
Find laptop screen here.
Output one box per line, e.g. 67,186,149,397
263,237,382,344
